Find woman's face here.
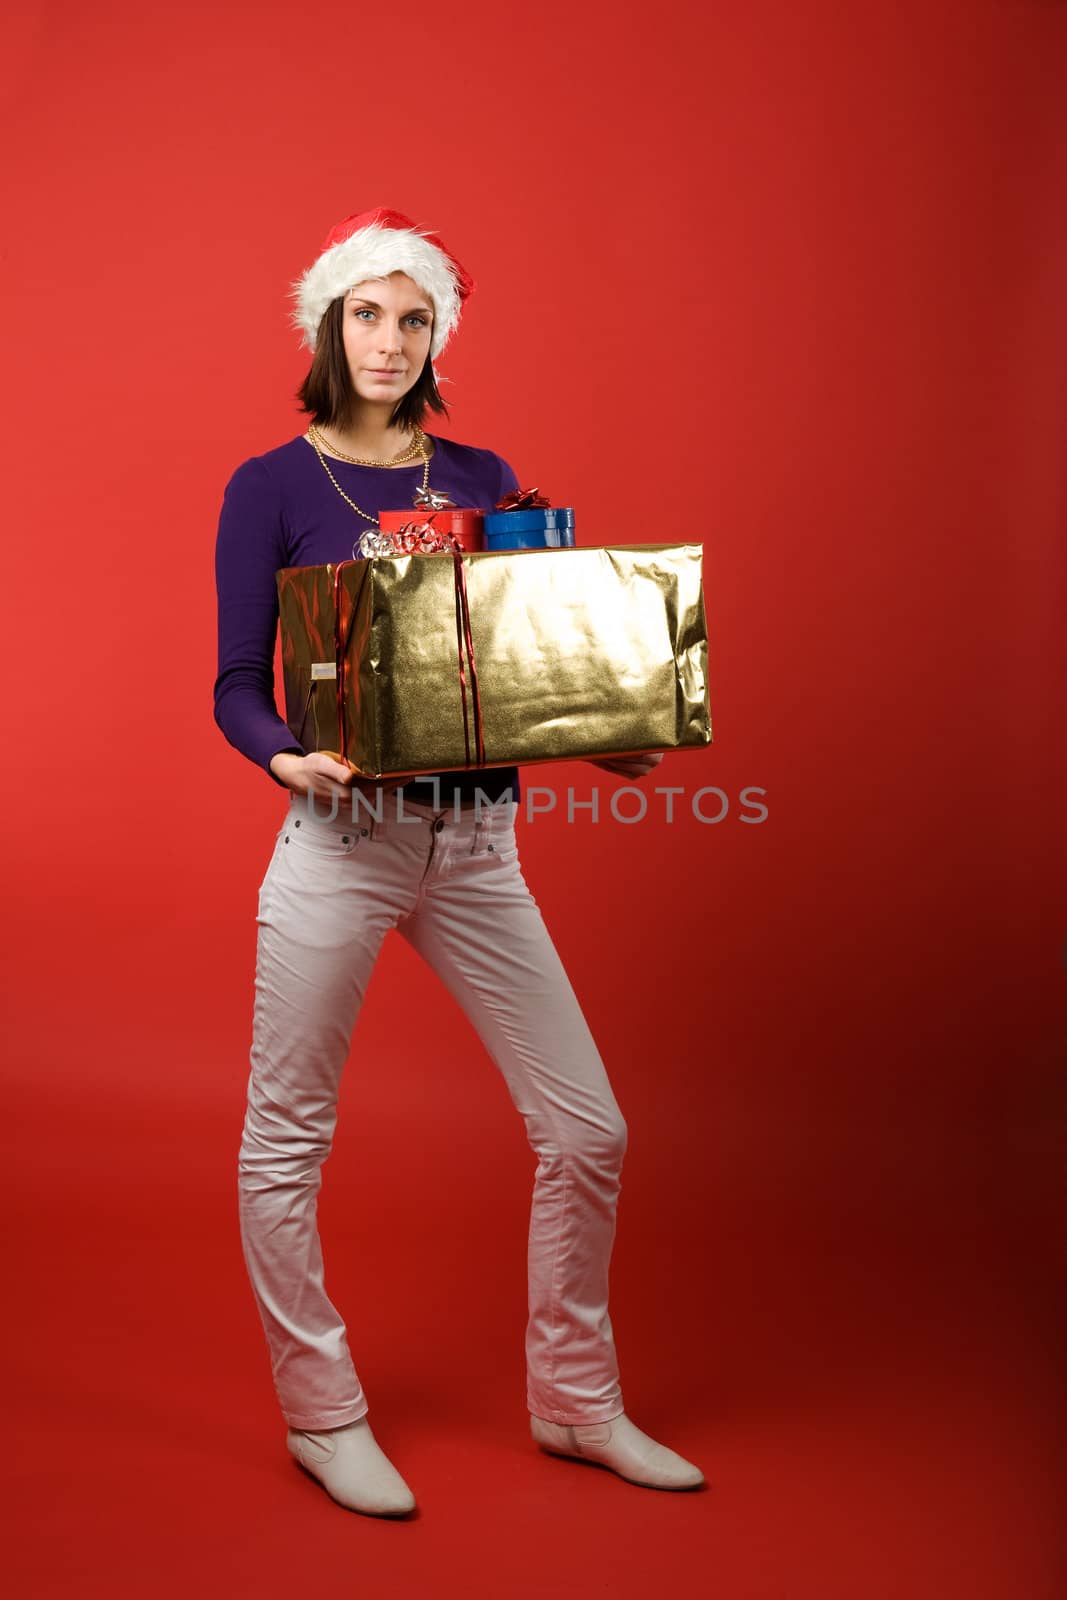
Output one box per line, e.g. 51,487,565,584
341,272,434,408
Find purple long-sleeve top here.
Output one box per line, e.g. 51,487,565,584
212,431,521,803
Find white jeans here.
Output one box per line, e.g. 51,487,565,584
237,790,628,1430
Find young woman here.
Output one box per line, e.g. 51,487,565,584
213,206,705,1517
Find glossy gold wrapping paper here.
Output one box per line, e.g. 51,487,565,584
275,545,711,778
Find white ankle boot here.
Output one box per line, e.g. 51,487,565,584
530,1411,705,1490
286,1416,416,1516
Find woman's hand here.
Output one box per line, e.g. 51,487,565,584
585,752,665,780
269,751,404,804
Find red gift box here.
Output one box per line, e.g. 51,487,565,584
378,508,484,551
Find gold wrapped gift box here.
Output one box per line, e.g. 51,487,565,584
275,545,711,778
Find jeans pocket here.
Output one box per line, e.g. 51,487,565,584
257,835,286,922
283,818,361,860
493,815,519,852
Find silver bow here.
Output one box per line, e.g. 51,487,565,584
356,529,396,558
413,486,457,510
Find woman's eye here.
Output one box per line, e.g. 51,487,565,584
352,308,425,327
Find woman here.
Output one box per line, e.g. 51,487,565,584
213,206,705,1517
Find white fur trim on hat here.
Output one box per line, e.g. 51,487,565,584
290,223,463,360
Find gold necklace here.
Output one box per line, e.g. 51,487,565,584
308,421,426,467
308,428,431,532
309,421,425,465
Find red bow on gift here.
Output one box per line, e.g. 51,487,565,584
394,520,464,554
495,486,551,511
358,522,463,558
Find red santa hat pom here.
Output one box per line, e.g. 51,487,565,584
290,206,475,361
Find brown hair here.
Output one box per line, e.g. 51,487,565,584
294,296,450,432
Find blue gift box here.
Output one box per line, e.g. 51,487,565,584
483,506,575,549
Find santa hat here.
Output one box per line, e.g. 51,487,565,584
290,206,475,361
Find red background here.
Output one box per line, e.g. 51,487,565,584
3,1,1064,1595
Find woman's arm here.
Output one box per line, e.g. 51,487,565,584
212,457,306,787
